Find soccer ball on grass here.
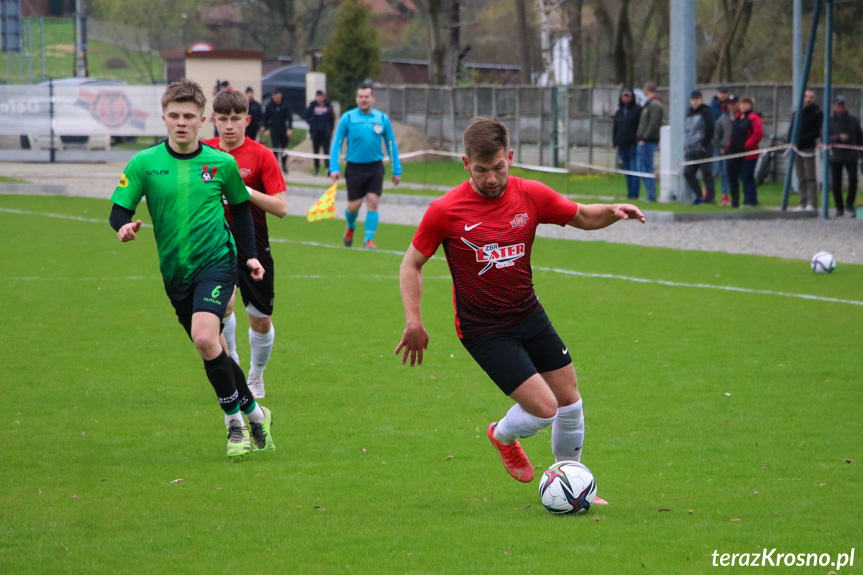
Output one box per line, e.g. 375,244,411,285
538,461,597,515
810,251,836,274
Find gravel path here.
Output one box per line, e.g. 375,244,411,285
2,160,861,264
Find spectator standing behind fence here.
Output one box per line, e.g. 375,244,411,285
636,82,664,202
262,89,293,173
714,94,737,206
684,90,716,205
788,90,823,212
613,87,643,200
306,90,336,177
245,87,263,141
827,95,862,218
710,86,731,205
726,96,763,208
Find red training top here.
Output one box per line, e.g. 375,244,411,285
411,176,579,339
203,136,286,258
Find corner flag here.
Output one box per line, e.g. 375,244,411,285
307,182,337,222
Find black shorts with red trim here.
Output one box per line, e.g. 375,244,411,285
459,308,572,395
237,249,275,316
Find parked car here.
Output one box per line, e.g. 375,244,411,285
261,64,306,120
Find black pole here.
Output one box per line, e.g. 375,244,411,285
49,78,56,163
820,0,833,219
781,0,823,210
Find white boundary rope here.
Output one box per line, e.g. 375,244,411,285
231,141,853,183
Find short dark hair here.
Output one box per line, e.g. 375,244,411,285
357,82,373,93
463,117,509,162
272,88,282,95
316,90,325,96
213,90,249,115
245,86,254,93
161,78,206,112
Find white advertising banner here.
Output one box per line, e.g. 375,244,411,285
0,85,169,140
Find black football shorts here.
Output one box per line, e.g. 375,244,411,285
345,161,385,201
237,250,275,317
459,308,573,395
170,266,236,338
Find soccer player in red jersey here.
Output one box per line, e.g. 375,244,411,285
205,90,287,402
395,117,644,488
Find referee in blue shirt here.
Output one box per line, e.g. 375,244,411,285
330,83,402,250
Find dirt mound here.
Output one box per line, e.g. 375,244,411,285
287,121,434,174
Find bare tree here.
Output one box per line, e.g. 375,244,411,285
563,0,583,84
514,0,532,83
702,0,754,83
445,0,462,85
415,0,447,84
611,0,634,85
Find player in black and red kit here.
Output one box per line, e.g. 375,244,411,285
205,90,287,403
396,117,644,492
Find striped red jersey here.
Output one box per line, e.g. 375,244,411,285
411,176,578,338
203,137,286,258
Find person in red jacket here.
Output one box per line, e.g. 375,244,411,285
726,96,764,208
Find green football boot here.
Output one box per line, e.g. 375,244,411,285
249,406,275,451
226,420,251,458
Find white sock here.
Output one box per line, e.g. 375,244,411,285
494,403,555,444
552,399,585,462
246,404,264,424
248,325,275,379
222,313,239,364
224,412,244,428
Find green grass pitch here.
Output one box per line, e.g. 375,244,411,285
1,194,860,574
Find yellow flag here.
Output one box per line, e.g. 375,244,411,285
306,182,337,222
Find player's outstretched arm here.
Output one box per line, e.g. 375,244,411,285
567,203,645,231
395,245,430,367
247,186,288,218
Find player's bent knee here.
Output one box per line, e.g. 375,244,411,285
193,336,222,360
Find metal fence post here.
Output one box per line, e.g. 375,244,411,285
49,79,55,163
450,87,457,153
515,86,521,163
564,86,570,168
587,85,594,166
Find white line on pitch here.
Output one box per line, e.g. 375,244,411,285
3,208,861,307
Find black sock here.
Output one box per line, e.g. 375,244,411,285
203,351,239,413
230,356,256,413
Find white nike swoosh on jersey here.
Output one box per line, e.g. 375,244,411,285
562,347,568,355
464,222,482,231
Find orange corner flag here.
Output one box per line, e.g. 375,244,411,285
307,182,337,222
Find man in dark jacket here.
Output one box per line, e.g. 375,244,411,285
827,96,862,217
612,87,643,199
683,90,716,204
245,87,263,141
305,90,336,176
727,96,764,208
787,90,823,211
262,89,293,173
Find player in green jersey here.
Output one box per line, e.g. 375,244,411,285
109,79,275,458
